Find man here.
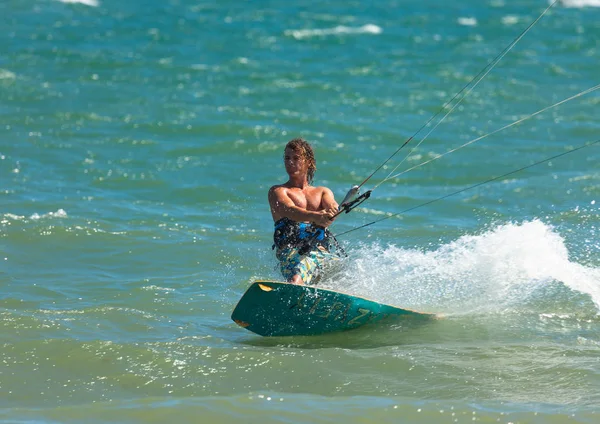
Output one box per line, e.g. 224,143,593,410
268,138,339,285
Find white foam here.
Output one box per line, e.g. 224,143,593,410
57,0,100,7
556,0,600,7
0,69,16,80
324,220,600,314
142,285,176,293
285,24,382,40
2,209,68,226
458,17,478,27
30,209,68,220
501,15,520,25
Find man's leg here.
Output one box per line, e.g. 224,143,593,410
277,247,325,286
289,274,304,285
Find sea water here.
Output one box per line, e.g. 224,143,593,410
1,0,599,422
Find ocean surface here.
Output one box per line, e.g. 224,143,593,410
2,0,600,422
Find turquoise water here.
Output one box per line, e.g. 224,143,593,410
1,0,599,422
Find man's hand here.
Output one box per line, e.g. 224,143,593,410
314,208,337,228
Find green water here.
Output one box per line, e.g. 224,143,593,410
1,0,599,422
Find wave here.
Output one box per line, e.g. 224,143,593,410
57,0,100,7
556,0,600,7
323,220,600,315
285,24,382,40
1,209,68,223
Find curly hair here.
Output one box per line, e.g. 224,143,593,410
285,138,317,184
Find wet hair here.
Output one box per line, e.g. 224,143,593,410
285,138,317,184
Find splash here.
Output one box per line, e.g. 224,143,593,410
323,220,600,315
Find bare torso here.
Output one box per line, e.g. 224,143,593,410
268,183,338,228
269,185,325,221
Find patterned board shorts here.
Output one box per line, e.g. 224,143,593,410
275,245,337,285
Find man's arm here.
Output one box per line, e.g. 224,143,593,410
320,187,339,211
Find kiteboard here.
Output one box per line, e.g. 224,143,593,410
231,280,434,337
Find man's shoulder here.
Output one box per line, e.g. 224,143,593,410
268,184,290,200
311,185,333,194
269,184,287,193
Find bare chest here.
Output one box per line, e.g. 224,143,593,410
287,188,323,211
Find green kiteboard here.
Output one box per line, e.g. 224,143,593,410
231,280,434,337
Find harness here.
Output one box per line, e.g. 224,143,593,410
273,217,341,255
